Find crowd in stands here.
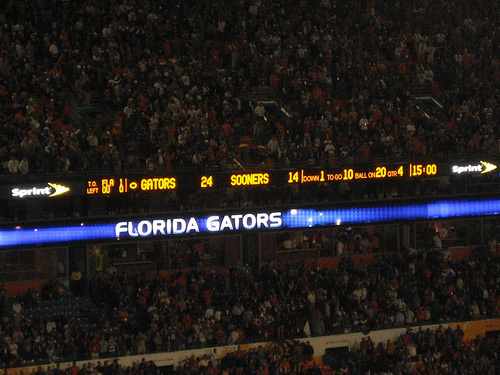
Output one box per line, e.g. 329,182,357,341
176,327,500,375
1,244,500,367
10,328,500,375
14,358,160,375
178,341,319,375
4,2,500,375
349,326,500,375
2,0,500,175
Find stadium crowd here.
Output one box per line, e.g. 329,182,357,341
2,0,500,373
176,327,500,375
8,327,500,375
1,245,499,367
15,359,160,375
2,0,500,174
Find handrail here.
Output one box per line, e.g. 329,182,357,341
71,105,95,128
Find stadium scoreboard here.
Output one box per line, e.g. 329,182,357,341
78,163,443,195
2,160,498,199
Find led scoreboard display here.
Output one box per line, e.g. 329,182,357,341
1,160,497,199
5,197,500,247
82,160,496,195
86,176,177,195
85,173,272,195
286,163,437,184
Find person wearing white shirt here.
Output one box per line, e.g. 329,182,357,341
19,157,29,174
49,42,59,57
325,140,336,165
407,340,417,358
232,302,244,318
205,306,214,319
12,301,22,315
433,233,442,249
267,136,279,158
359,116,369,131
230,329,240,344
46,320,57,333
8,156,20,173
336,238,344,256
214,309,222,321
254,102,265,117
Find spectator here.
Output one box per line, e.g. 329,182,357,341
254,102,266,118
7,156,20,174
18,157,29,174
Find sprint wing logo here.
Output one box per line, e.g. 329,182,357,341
48,183,71,197
451,161,497,175
480,161,497,174
11,183,71,198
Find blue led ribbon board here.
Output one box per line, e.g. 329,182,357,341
281,198,500,228
2,198,500,248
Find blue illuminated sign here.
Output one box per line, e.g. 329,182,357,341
2,198,500,247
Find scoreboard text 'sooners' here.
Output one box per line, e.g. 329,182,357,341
230,173,270,186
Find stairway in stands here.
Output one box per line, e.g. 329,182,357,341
245,86,293,123
71,101,115,129
410,83,444,119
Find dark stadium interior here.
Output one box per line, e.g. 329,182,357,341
2,0,500,374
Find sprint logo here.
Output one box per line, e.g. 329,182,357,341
451,161,497,175
11,183,71,198
480,161,497,174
